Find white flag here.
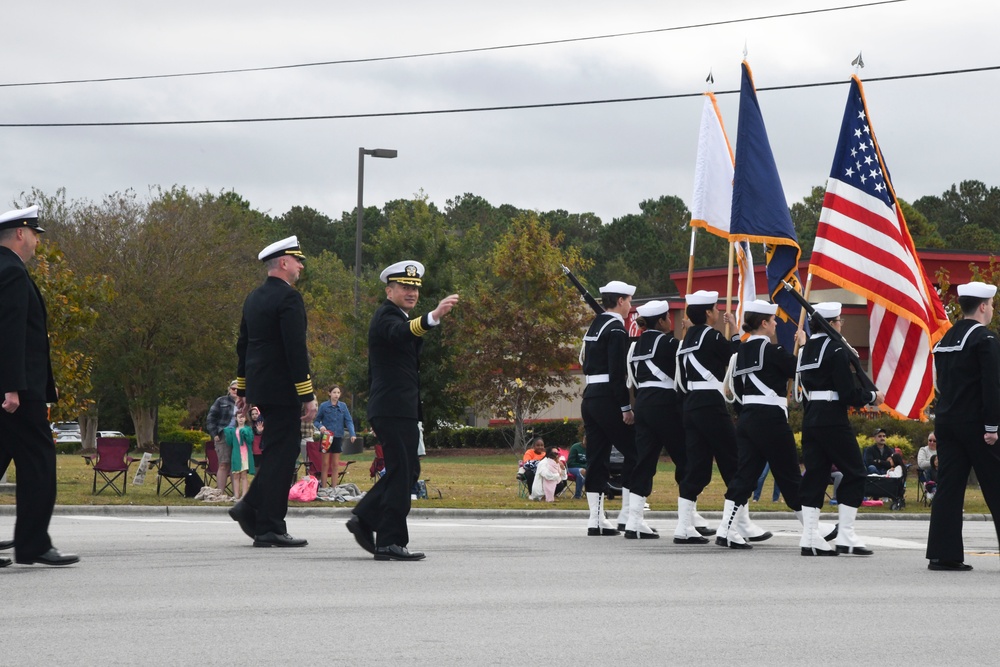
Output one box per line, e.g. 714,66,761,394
690,92,735,238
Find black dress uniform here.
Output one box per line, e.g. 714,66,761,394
726,336,802,509
0,244,59,563
927,317,1000,566
581,311,636,496
676,323,738,500
352,298,437,550
797,332,876,509
629,328,686,498
236,274,315,539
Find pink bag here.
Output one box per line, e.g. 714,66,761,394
289,475,319,502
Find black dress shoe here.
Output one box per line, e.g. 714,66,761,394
0,557,11,568
928,559,973,571
15,548,80,566
228,501,257,539
694,526,715,537
673,535,710,544
346,516,376,554
0,539,13,551
746,531,773,542
253,532,307,548
374,545,425,561
624,530,660,540
587,527,621,536
835,544,874,556
715,536,752,550
801,546,839,557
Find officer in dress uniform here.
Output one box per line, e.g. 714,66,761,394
623,300,687,539
0,205,79,568
796,302,884,556
715,300,836,549
580,280,636,536
347,261,458,561
230,236,317,548
927,281,1000,571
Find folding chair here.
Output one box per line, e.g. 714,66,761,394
89,437,138,496
916,468,928,506
304,440,354,486
369,444,386,481
154,441,196,497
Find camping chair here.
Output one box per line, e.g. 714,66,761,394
88,437,138,496
369,444,386,481
556,448,573,498
193,440,231,495
916,468,928,506
304,440,355,486
153,441,196,497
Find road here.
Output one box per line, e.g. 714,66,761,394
1,508,996,665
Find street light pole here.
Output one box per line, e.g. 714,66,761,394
355,147,398,314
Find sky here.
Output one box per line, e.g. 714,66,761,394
1,0,997,226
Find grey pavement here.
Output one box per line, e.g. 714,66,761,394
1,507,998,665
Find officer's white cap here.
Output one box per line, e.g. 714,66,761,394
598,280,636,296
813,302,842,319
380,260,425,286
636,300,669,318
685,290,718,306
0,205,44,233
743,299,778,316
258,236,305,262
957,281,997,299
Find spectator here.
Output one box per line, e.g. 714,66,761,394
863,428,894,475
752,462,782,503
567,437,587,499
249,405,264,469
917,432,937,474
829,466,844,505
206,380,238,494
925,455,939,503
224,411,256,501
314,385,356,498
521,437,547,491
531,447,568,502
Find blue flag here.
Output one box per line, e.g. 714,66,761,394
730,61,804,349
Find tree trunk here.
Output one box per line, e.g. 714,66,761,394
79,409,98,451
131,406,157,450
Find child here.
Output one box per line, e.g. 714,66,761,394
224,411,256,501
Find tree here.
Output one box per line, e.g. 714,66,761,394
447,213,591,452
789,185,825,257
912,180,1000,249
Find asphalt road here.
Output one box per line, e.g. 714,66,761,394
1,508,997,665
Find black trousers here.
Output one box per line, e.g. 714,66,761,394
631,400,686,497
0,400,56,559
243,404,300,536
354,416,420,548
581,397,635,494
800,421,867,508
726,407,802,510
926,421,1000,562
678,403,737,501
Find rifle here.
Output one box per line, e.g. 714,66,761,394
780,280,880,396
561,265,604,315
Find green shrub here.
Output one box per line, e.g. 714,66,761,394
157,429,208,448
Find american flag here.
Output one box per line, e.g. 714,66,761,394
810,76,950,420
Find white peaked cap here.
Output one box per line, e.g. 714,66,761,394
258,236,304,262
685,290,718,306
380,260,425,285
598,280,636,296
957,281,997,299
636,300,670,318
743,299,778,315
813,302,842,319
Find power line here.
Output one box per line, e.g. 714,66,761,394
0,0,907,89
0,63,994,129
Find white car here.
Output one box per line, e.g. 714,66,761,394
97,431,127,439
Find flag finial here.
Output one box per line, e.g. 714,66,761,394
743,41,748,59
706,69,714,85
851,51,865,70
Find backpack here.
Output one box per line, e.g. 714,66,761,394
184,470,205,498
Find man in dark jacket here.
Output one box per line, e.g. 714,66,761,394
347,260,458,561
863,428,893,474
230,236,317,548
0,205,78,567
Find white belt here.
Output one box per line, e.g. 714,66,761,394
689,380,722,391
743,395,788,408
637,380,675,390
585,374,610,384
808,390,840,401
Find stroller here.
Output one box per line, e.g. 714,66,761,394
864,468,907,510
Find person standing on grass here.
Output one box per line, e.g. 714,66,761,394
0,205,78,568
314,385,356,497
347,260,458,561
927,281,1000,572
224,411,255,501
206,380,238,494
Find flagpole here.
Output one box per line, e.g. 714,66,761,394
686,227,697,295
724,241,735,338
792,272,814,356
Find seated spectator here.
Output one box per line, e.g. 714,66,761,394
917,432,937,475
530,447,568,502
863,428,894,474
522,437,546,463
924,454,939,503
829,467,844,505
567,437,587,499
869,452,905,478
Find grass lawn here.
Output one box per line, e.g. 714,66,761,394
0,449,978,513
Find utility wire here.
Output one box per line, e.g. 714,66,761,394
0,63,993,128
0,0,907,89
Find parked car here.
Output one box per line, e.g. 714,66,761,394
51,421,80,434
97,431,127,439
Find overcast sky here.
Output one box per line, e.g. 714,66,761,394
2,0,996,227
